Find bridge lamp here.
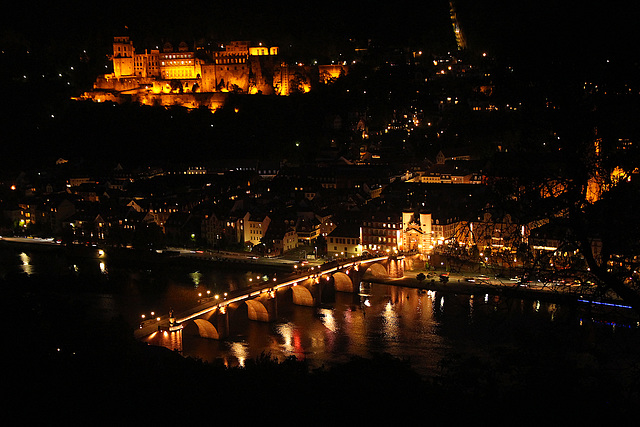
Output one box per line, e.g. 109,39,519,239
198,292,202,297
141,314,145,319
156,317,161,322
150,312,155,316
215,294,220,300
207,290,211,296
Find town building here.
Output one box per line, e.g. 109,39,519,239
239,212,271,248
327,224,361,259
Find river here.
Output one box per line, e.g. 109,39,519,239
3,242,638,378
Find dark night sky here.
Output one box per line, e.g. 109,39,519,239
3,1,638,64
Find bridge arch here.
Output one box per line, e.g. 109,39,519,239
245,299,271,322
333,271,356,293
362,262,389,278
193,319,220,339
291,284,315,306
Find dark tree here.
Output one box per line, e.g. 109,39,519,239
484,84,640,314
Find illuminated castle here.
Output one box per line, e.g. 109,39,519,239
82,36,348,109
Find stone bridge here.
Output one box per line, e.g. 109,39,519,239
144,255,407,340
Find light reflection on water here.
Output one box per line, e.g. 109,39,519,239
228,342,248,367
151,284,454,376
3,246,638,378
159,281,639,378
20,252,33,275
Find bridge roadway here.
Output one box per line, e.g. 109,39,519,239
134,255,389,339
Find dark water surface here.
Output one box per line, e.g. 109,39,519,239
3,244,638,378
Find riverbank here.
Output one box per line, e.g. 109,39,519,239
0,238,300,272
368,270,639,325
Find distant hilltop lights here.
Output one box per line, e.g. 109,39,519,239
78,36,349,110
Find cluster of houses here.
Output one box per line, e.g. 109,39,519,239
1,147,559,263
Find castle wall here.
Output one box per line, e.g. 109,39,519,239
249,56,275,95
81,91,228,110
93,75,143,92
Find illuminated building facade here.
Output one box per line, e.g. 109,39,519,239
239,212,271,247
402,211,433,253
328,224,362,258
360,211,435,255
361,212,404,254
135,49,160,78
159,42,200,80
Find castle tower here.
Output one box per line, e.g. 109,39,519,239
112,36,135,78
